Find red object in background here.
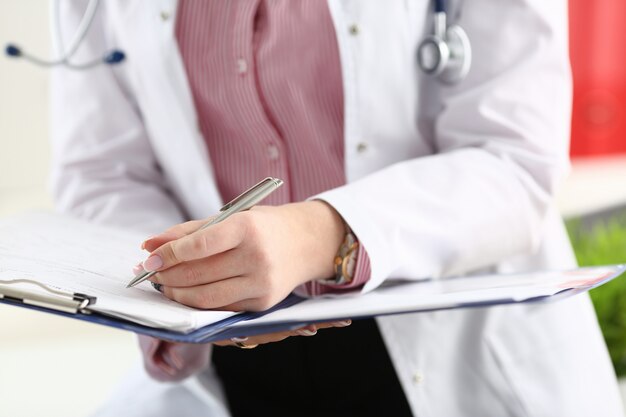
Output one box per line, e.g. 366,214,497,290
569,0,626,157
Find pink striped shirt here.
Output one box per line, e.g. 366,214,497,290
175,0,370,295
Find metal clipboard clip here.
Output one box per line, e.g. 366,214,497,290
0,279,96,314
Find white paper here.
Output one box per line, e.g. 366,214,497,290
0,212,236,332
232,266,624,327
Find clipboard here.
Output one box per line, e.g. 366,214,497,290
0,279,96,314
0,282,301,343
1,265,624,344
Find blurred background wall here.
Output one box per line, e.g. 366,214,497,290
0,1,625,416
0,1,52,216
566,0,626,388
0,3,139,417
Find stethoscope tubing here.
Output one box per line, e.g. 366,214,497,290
5,0,123,69
51,0,101,64
7,0,468,82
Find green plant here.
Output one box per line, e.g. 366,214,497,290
566,213,626,376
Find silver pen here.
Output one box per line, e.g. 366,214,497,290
125,177,284,288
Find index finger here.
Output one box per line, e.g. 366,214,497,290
141,215,247,272
142,219,208,252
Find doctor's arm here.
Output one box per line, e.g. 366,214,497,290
315,0,573,292
49,2,185,234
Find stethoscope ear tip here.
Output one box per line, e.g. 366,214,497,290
104,50,125,64
5,44,22,58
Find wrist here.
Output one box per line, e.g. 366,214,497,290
285,200,345,282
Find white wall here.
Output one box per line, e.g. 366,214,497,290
0,3,139,417
0,1,52,216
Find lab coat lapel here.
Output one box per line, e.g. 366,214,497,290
116,0,223,219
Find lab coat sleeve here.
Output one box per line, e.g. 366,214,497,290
49,2,186,235
315,0,572,292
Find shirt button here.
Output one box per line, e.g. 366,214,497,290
236,58,248,74
160,11,171,21
412,372,424,385
349,24,360,36
267,144,280,160
356,142,368,153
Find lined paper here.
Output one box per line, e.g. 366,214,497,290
0,212,236,332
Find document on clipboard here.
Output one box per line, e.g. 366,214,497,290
0,211,624,343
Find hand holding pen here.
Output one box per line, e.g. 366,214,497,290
131,176,353,375
127,177,284,288
129,177,347,312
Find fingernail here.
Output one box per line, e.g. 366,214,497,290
169,349,184,369
143,255,163,272
296,329,317,336
332,320,352,327
231,336,249,343
141,236,155,250
147,339,160,356
157,363,177,377
160,354,179,373
151,282,163,293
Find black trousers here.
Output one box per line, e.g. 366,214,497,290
212,318,413,417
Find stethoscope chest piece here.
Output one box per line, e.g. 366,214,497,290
417,3,471,85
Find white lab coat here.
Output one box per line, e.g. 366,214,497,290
50,1,624,416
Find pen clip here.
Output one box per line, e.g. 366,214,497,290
219,177,281,212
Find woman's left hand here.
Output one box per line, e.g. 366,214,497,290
140,201,345,311
139,335,211,382
139,319,352,382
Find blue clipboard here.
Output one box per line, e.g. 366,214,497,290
1,265,623,343
0,292,305,343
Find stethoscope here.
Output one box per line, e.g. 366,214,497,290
418,0,471,84
4,0,124,69
5,0,470,84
